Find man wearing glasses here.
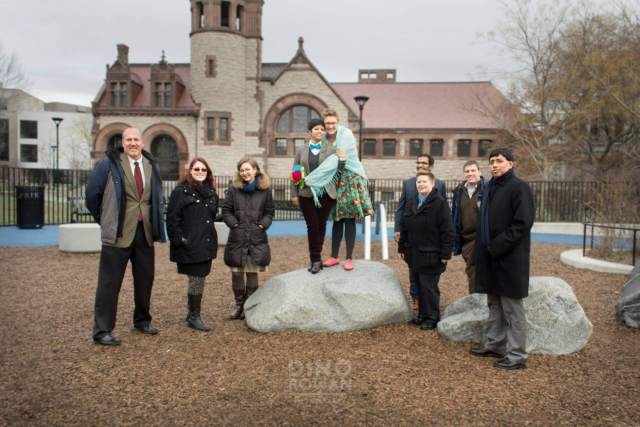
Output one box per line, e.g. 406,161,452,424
394,154,446,314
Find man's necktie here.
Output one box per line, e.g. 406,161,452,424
134,161,144,196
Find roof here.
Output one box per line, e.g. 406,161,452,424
331,82,508,130
261,63,287,80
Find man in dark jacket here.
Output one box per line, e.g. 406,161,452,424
394,154,447,312
451,160,485,294
85,127,167,346
400,172,453,330
471,148,534,370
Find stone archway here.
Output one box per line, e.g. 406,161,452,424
142,123,190,176
92,122,131,160
262,93,328,155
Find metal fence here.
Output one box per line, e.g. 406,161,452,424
0,166,602,226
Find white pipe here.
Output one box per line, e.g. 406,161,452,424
364,215,371,260
379,204,389,260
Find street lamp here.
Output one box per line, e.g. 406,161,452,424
51,117,63,170
354,96,369,160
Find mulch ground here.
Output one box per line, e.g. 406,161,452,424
0,238,638,426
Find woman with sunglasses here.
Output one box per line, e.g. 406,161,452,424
167,157,219,331
222,157,275,320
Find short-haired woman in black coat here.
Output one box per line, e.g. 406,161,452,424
223,157,275,320
167,157,219,331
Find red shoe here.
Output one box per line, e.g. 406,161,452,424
344,259,353,271
323,257,340,267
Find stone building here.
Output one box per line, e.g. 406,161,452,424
91,0,507,181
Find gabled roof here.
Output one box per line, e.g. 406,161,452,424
261,63,287,80
332,81,508,130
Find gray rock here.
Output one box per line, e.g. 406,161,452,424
244,260,411,332
631,264,640,280
438,276,592,355
616,274,640,328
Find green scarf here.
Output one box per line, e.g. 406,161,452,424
305,125,368,206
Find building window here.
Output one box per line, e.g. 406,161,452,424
273,105,320,156
110,82,128,107
430,139,444,157
196,1,204,28
107,134,122,151
275,138,288,156
154,82,172,108
20,144,38,163
0,97,7,110
409,139,424,157
457,139,471,157
221,1,230,27
204,112,232,145
0,118,8,160
20,120,37,139
363,139,376,156
479,139,492,158
205,56,217,78
236,5,244,31
383,139,396,157
294,138,305,153
151,134,179,180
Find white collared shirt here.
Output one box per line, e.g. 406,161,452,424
127,156,146,188
464,181,478,199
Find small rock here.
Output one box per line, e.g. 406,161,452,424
616,274,640,328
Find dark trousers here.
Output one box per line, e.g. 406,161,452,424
93,223,155,338
416,272,442,323
461,239,476,293
299,194,335,262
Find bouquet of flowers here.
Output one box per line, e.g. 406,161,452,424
291,165,305,189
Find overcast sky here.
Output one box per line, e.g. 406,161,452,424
0,0,614,106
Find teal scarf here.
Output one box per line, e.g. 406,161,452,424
305,125,367,206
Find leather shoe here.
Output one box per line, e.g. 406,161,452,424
308,261,323,274
410,315,424,325
495,357,527,370
470,347,503,358
134,325,159,335
93,334,121,346
420,320,437,330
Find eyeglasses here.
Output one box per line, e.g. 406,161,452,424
192,167,207,172
324,121,338,126
416,162,430,165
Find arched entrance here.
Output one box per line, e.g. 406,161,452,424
151,134,179,180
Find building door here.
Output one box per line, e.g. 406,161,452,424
151,134,179,180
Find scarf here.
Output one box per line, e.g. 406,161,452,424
479,170,513,246
243,177,259,194
304,125,368,206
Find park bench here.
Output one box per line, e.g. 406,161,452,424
67,195,94,223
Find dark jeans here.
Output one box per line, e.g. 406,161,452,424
299,194,335,262
93,223,155,339
416,272,442,323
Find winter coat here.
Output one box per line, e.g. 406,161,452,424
400,190,454,275
451,177,486,255
395,176,447,233
85,147,167,245
222,172,275,268
166,182,219,265
475,171,534,299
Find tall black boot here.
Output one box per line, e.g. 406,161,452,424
229,276,246,320
187,294,210,332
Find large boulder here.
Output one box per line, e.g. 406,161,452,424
244,261,411,332
631,264,640,280
438,276,592,355
616,274,640,328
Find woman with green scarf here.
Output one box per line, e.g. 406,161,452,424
305,109,373,271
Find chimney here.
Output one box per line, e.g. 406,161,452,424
117,44,129,67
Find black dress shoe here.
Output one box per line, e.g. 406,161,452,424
308,261,322,274
495,357,527,370
134,325,159,335
419,320,437,330
411,315,424,325
93,334,121,346
470,347,504,358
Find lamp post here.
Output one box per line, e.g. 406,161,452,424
51,117,63,170
353,96,369,160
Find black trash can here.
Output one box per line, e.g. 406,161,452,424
16,185,45,229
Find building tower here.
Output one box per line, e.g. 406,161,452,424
189,0,264,172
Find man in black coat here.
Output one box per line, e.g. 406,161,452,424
400,172,453,330
471,148,534,370
394,154,447,312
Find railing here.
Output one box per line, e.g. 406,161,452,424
583,223,639,266
0,166,605,226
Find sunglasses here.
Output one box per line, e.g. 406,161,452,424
192,167,207,172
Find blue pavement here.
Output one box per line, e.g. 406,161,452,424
0,221,591,248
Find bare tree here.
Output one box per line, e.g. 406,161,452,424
0,43,30,89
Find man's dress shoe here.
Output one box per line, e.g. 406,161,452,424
93,334,121,346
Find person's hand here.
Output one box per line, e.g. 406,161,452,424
292,196,299,207
258,224,264,230
393,231,400,242
335,149,346,160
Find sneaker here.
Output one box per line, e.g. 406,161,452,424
323,257,340,267
344,259,353,271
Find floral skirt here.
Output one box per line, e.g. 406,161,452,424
331,169,373,221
